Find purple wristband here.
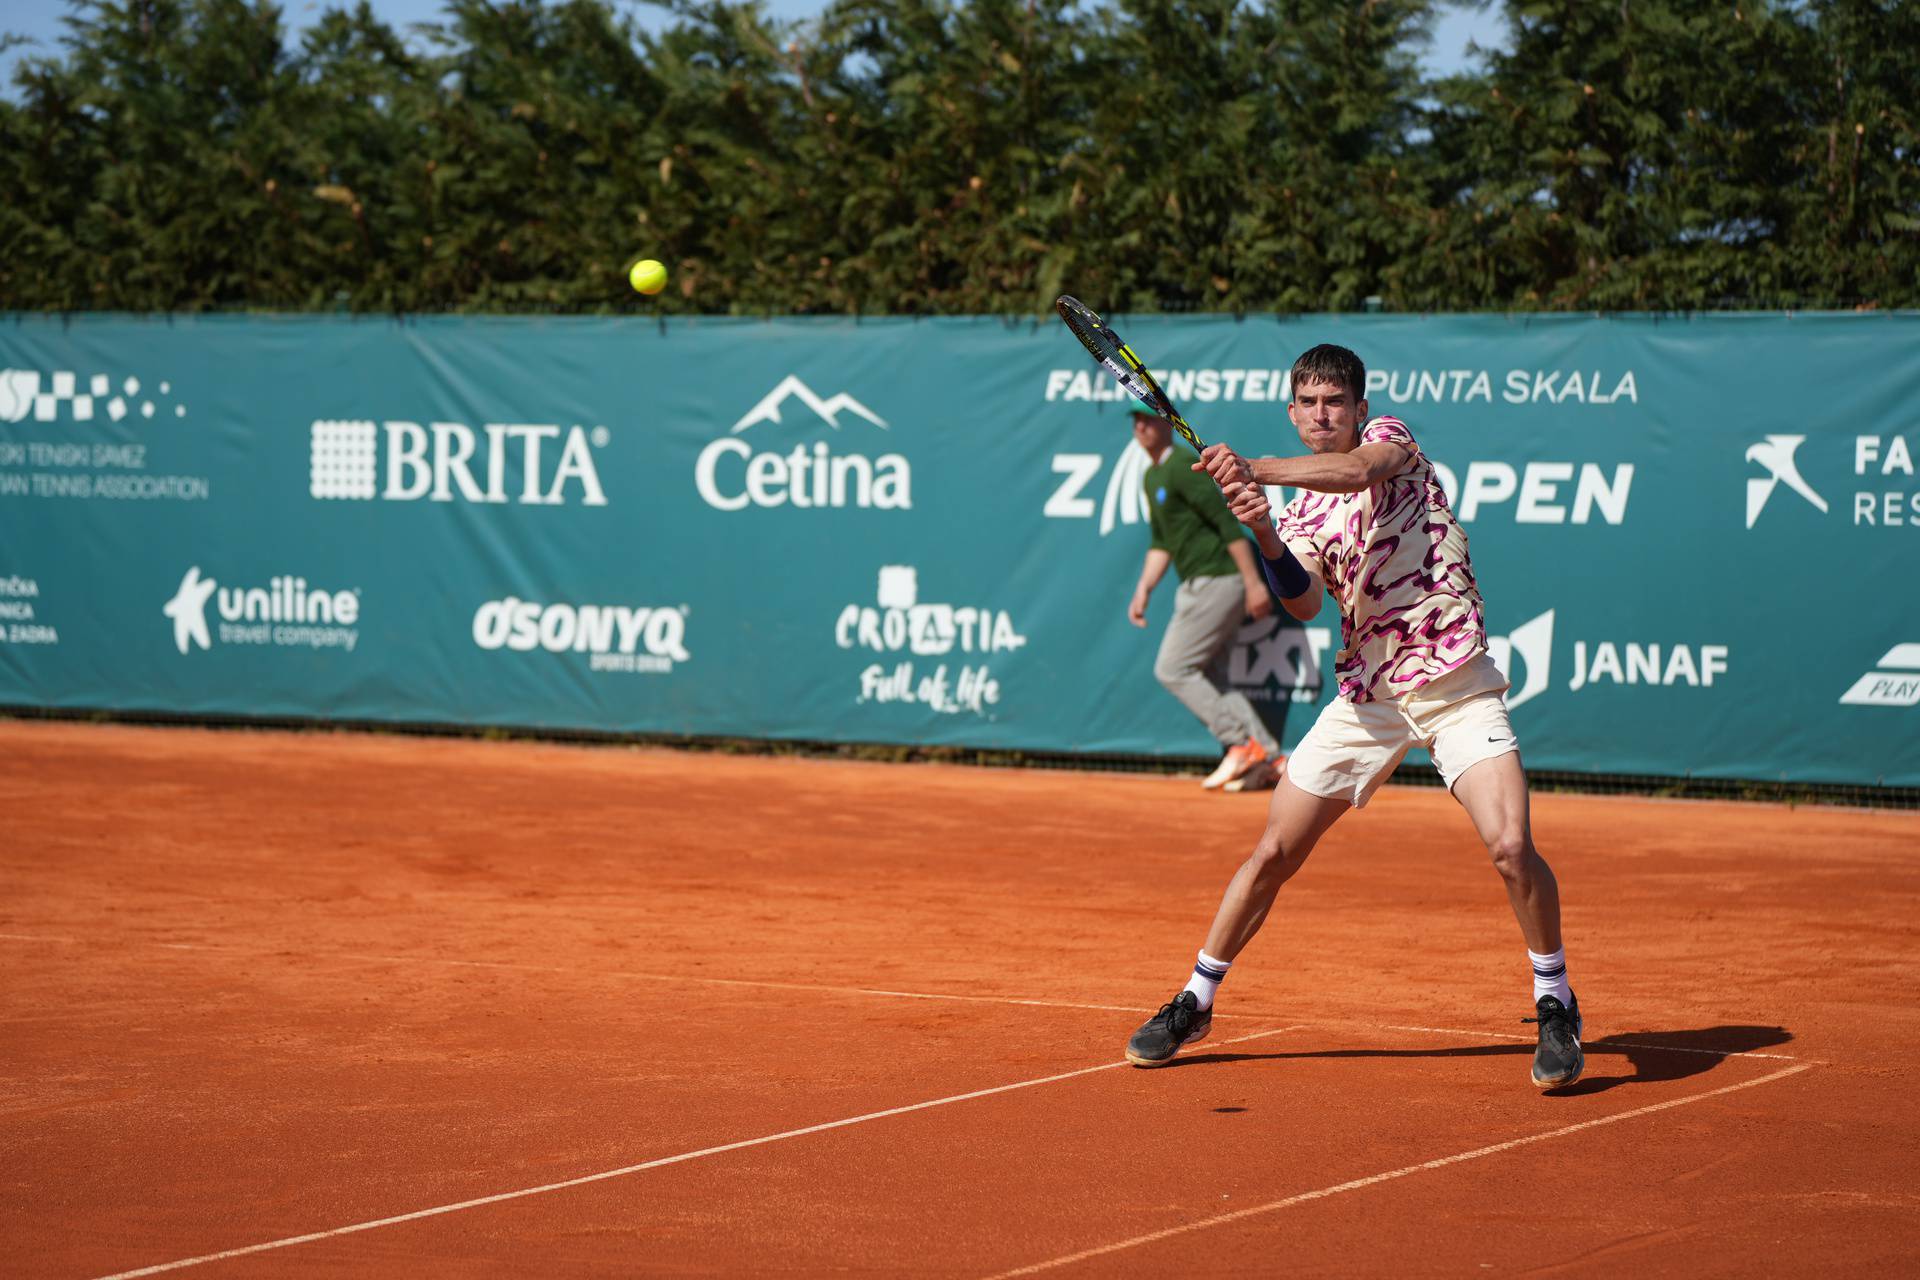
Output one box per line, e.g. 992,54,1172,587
1259,545,1312,600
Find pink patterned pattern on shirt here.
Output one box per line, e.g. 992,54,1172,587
1276,416,1487,702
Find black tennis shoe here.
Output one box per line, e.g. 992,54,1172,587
1525,993,1584,1089
1126,990,1212,1067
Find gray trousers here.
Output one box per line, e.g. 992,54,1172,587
1155,575,1280,754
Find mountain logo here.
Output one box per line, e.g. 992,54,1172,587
730,376,888,434
698,378,907,511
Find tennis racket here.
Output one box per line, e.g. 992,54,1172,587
1054,295,1205,454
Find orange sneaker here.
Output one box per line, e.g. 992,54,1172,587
1223,757,1283,793
1201,738,1267,790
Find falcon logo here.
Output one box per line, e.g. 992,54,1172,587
1744,435,1828,527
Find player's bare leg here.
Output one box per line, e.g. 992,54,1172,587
1450,752,1560,952
1451,751,1583,1087
1126,778,1349,1066
1203,777,1352,961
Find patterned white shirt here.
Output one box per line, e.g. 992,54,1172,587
1277,416,1493,702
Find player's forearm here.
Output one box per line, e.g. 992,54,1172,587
1137,548,1172,592
1249,453,1371,493
1239,520,1286,559
1224,538,1264,591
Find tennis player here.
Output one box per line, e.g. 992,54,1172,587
1123,343,1584,1089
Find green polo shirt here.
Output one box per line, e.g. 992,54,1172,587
1143,448,1243,581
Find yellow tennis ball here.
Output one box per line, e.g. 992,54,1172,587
629,258,667,295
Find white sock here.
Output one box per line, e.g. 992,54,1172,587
1529,948,1572,1006
1182,950,1232,1011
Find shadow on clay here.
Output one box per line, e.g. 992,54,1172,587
1160,1024,1796,1097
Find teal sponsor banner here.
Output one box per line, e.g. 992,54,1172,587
3,312,1916,786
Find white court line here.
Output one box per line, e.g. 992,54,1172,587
3,932,1803,1062
984,1061,1816,1278
90,1025,1305,1280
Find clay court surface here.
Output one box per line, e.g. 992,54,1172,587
4,719,1918,1277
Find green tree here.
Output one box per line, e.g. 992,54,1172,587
1416,0,1917,309
2,0,1913,313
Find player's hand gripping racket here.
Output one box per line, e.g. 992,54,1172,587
1054,295,1206,454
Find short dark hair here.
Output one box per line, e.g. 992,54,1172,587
1290,344,1366,402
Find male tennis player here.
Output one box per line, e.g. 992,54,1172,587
1123,343,1583,1089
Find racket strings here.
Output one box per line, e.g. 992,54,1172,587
1055,295,1203,451
1061,311,1155,403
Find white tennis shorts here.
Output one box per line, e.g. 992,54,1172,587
1286,653,1519,809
